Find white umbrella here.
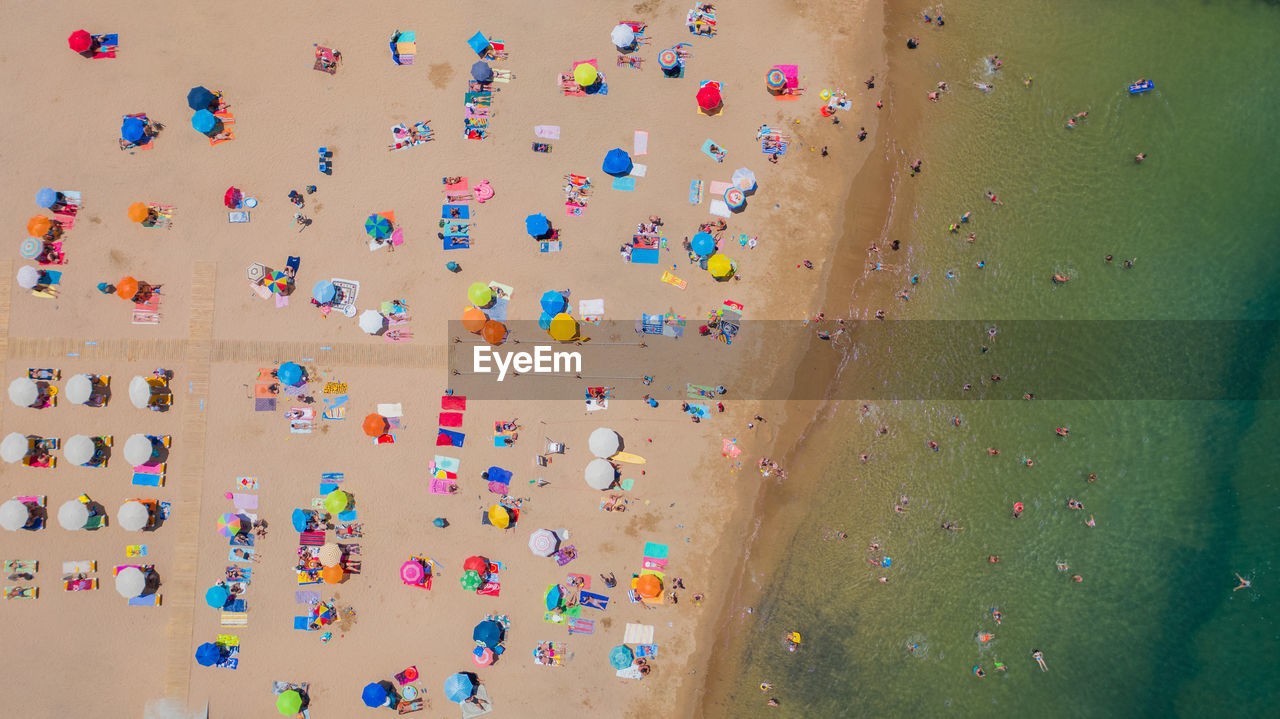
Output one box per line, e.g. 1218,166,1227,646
0,499,31,531
129,376,152,409
319,543,343,567
611,24,636,49
358,309,385,335
117,501,150,531
528,529,559,557
65,374,94,405
588,428,620,458
124,434,155,466
732,167,757,192
584,458,616,490
8,377,39,407
1,432,30,463
16,265,41,289
58,500,90,530
115,566,146,598
64,434,96,466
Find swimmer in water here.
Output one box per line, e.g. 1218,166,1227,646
1057,562,1069,573
1135,153,1147,163
1024,458,1034,467
987,448,1000,455
960,212,971,223
1024,75,1033,87
1071,575,1083,583
994,659,1007,672
989,555,1000,564
1234,573,1252,591
1087,473,1097,482
929,441,939,451
1033,650,1048,671
991,609,1002,625
973,665,986,677
1056,427,1069,437
979,633,993,643
986,191,1003,205
1086,515,1096,528
1024,393,1035,400
1067,498,1083,510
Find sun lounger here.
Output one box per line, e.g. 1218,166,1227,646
129,593,161,606
5,586,37,599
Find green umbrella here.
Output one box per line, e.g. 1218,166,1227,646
277,689,303,715
460,569,483,591
323,490,348,515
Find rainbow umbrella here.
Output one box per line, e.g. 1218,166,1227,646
766,68,787,90
18,238,42,260
265,271,290,295
725,186,745,209
364,214,392,239
659,49,678,71
460,569,483,591
217,513,243,538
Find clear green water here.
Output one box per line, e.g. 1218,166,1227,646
723,1,1280,716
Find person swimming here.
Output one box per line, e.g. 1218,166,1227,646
1032,650,1048,671
973,665,986,677
1234,573,1252,591
991,609,1002,625
1056,427,1069,437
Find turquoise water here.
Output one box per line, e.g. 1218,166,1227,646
721,1,1280,716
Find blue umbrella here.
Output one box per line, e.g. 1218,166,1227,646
443,673,475,703
545,584,562,611
540,291,566,315
472,620,503,647
191,110,218,134
204,585,229,609
433,517,448,528
361,682,389,708
609,644,635,670
121,116,146,143
691,232,715,256
364,214,392,239
538,312,553,331
195,642,225,667
470,61,493,83
187,86,216,111
278,362,303,386
525,213,550,238
602,148,633,176
312,280,336,304
291,508,310,533
466,31,490,56
35,188,58,209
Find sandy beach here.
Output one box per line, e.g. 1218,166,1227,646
0,0,885,716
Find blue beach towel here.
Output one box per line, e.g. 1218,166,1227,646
442,204,471,219
132,473,161,487
443,237,469,250
630,248,659,264
612,176,637,191
437,429,465,447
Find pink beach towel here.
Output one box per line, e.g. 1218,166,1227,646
534,125,561,140
429,478,456,495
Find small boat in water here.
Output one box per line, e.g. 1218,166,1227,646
1128,78,1154,94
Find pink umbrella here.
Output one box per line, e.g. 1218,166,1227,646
400,559,425,585
473,648,494,666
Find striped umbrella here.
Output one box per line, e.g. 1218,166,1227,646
246,263,267,284
401,559,425,584
724,186,745,209
265,271,290,295
659,49,678,70
528,529,559,557
216,513,243,538
766,68,787,90
319,543,343,567
18,237,42,260
364,214,392,239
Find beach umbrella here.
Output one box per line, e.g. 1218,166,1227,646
187,86,216,111
538,312,553,331
584,458,616,490
128,201,151,223
544,584,562,610
223,187,242,209
540,290,567,315
361,682,389,708
524,213,550,238
265,271,290,295
16,266,42,290
444,673,475,703
64,435,96,465
324,489,349,514
122,116,147,143
602,148,633,176
358,309,385,335
463,556,488,573
277,689,303,716
697,83,722,111
241,263,266,285
205,585,230,608
724,186,745,209
0,500,30,531
117,501,150,531
473,648,494,667
318,543,343,567
129,376,152,408
766,68,787,91
216,513,243,538
27,215,52,238
467,282,493,307
195,642,225,667
460,569,483,591
691,232,716,256
609,645,635,670
1,433,30,463
611,23,636,49
191,109,218,134
659,48,678,71
320,565,344,584
636,573,662,598
19,237,43,260
589,428,620,458
433,517,448,528
732,167,758,192
124,434,155,466
708,254,733,278
400,559,426,585
548,313,576,341
311,280,335,303
467,31,491,56
291,508,311,533
117,276,140,299
364,213,392,239
58,500,90,531
68,29,93,52
65,374,94,405
528,529,559,557
9,378,39,408
462,306,487,333
473,620,502,647
488,505,511,529
362,413,387,437
573,62,598,88
277,362,303,386
115,566,146,598
481,320,507,346
470,60,494,83
36,187,59,209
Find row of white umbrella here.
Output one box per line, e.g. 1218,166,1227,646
0,497,153,532
1,432,157,466
7,374,167,409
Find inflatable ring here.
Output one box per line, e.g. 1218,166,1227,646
1013,502,1024,512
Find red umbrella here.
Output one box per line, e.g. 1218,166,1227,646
68,30,93,53
463,555,488,573
223,187,242,209
696,83,722,111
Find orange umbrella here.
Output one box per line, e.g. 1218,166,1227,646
635,574,662,599
116,276,139,300
27,216,52,238
127,202,149,223
481,320,507,345
462,307,487,333
362,413,388,437
320,565,344,584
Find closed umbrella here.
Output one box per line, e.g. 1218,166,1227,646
217,513,243,538
708,254,733,278
9,378,39,407
470,61,494,83
732,167,758,192
121,116,147,143
400,559,425,584
362,414,388,437
324,490,349,514
602,148,633,176
361,682,389,708
589,428,620,458
58,500,90,530
611,23,636,49
277,362,303,386
610,645,635,670
318,543,343,567
124,434,155,466
277,689,303,716
473,620,502,647
528,528,559,557
64,435,96,465
364,213,392,239
481,320,507,346
205,585,229,608
460,569,483,591
36,187,59,209
312,280,336,303
1,433,30,463
246,263,267,284
19,237,43,260
467,282,494,306
65,374,94,405
129,376,152,408
187,86,216,111
573,62,598,87
16,266,42,290
584,458,616,490
548,313,577,341
195,642,225,667
697,83,722,111
68,29,93,53
691,232,715,256
0,499,31,531
524,213,550,238
117,501,150,531
488,505,511,529
27,215,52,238
115,567,146,598
444,673,475,703
539,290,566,315
191,109,218,134
358,309,385,334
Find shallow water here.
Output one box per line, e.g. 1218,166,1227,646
721,0,1280,716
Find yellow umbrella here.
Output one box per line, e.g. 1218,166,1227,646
707,254,733,278
488,505,510,529
548,313,577,341
573,62,598,87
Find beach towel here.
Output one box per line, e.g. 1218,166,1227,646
633,130,649,155
643,541,669,559
438,412,463,427
132,472,163,487
429,477,456,495
299,531,325,546
295,590,321,604
443,237,470,250
612,177,636,192
630,248,659,264
709,199,731,218
687,383,718,399
376,403,403,418
442,205,471,220
709,181,733,196
701,139,726,163
579,299,604,323
624,623,655,644
534,125,561,140
91,33,118,59
567,618,595,635
228,211,249,223
436,429,465,447
231,493,258,510
630,164,647,178
540,240,563,253
635,644,658,658
441,395,467,410
293,617,314,630
221,612,248,626
128,594,160,606
579,591,609,611
660,271,688,289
